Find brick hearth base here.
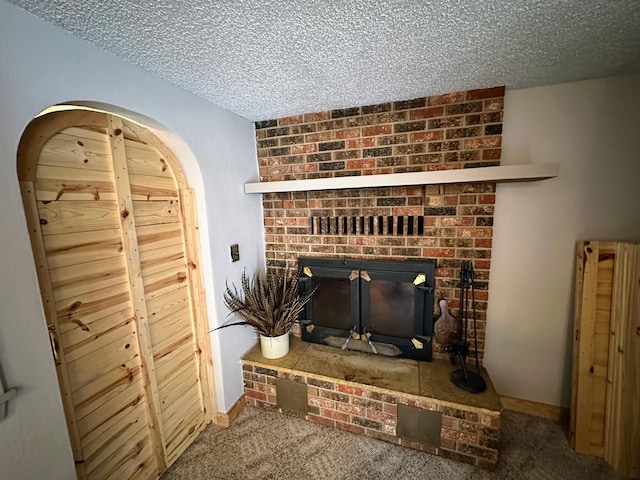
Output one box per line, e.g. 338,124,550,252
241,336,502,470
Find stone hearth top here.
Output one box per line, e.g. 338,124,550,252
242,336,502,414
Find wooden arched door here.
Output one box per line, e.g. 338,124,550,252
17,110,215,479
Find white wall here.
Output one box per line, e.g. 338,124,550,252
485,73,640,408
0,1,263,478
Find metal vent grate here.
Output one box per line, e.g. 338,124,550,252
310,216,425,236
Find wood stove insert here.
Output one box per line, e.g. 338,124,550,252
298,257,436,361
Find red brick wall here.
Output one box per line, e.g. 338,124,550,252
254,87,504,360
243,363,501,469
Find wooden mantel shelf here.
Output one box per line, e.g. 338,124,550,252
244,163,559,194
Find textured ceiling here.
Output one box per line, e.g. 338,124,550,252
8,0,640,121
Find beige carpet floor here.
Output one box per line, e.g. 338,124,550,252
162,406,629,480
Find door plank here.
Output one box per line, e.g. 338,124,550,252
132,199,181,226
152,334,192,368
44,228,123,269
77,379,144,441
125,140,175,179
136,222,184,252
142,264,189,300
154,352,197,405
156,360,196,400
146,285,190,324
87,419,154,480
63,317,134,364
82,390,146,460
121,118,188,189
148,306,192,350
604,244,640,477
66,331,139,392
61,308,133,351
161,384,202,435
50,256,128,302
154,340,194,381
35,164,116,201
19,181,86,469
158,364,200,408
72,361,142,423
129,173,178,200
18,110,108,182
108,115,167,472
38,128,112,172
38,200,119,235
575,242,601,454
573,242,617,457
141,255,186,280
164,408,206,467
55,281,132,334
86,417,150,479
127,454,158,480
105,444,154,480
139,243,185,277
180,188,216,423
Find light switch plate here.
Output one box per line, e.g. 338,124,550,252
230,243,240,262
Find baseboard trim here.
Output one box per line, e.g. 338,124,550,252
500,395,568,422
215,394,246,427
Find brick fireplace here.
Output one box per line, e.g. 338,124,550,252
243,86,507,469
255,86,504,361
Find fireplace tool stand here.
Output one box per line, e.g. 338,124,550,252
448,261,486,394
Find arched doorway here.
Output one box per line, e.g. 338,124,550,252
17,108,215,478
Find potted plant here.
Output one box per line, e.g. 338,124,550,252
218,266,314,359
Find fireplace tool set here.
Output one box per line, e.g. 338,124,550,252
446,261,486,393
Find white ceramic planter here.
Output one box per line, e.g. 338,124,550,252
259,332,290,359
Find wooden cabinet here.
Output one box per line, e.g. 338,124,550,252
18,110,215,479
